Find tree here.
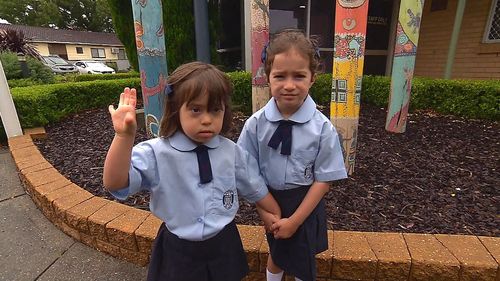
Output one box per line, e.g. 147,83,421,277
107,0,220,72
0,0,114,32
0,29,40,58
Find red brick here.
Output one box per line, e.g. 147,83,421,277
238,224,266,272
404,233,460,281
332,231,377,280
87,201,130,242
52,188,94,223
106,208,149,251
436,234,498,281
135,214,162,254
66,197,109,233
364,232,411,281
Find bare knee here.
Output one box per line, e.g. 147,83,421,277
267,255,282,273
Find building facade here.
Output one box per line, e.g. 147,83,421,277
0,23,130,71
218,0,500,79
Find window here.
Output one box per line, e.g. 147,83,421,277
76,47,84,54
118,48,126,60
91,48,106,58
269,0,307,33
484,0,500,42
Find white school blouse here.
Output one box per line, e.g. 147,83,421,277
237,95,347,190
110,132,269,241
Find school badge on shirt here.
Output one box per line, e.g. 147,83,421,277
304,161,314,180
223,190,234,209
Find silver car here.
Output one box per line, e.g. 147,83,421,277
41,55,78,74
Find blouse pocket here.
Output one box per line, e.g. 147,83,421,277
288,150,317,184
210,176,239,215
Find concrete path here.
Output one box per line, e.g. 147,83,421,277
0,147,148,281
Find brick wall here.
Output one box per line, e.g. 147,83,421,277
415,0,500,79
8,133,500,281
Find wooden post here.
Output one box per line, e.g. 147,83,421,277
330,0,370,175
250,0,270,112
385,0,425,133
0,60,23,138
131,0,168,137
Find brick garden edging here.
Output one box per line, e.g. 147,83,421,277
8,132,500,281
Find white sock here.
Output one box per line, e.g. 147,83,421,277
266,269,284,281
295,277,303,281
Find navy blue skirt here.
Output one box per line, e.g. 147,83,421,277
266,186,328,281
147,220,249,281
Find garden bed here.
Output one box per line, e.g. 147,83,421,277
34,104,499,236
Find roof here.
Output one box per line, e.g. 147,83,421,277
0,23,123,47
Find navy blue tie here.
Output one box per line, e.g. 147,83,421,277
194,145,213,184
268,120,296,155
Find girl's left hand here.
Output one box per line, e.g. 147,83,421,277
270,218,299,239
109,87,137,137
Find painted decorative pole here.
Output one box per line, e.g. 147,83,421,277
385,0,425,133
250,0,270,112
330,0,370,175
131,0,168,137
0,60,23,137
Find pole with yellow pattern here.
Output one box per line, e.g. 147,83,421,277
331,0,370,175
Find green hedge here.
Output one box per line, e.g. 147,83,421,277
360,75,500,120
227,71,252,114
2,72,498,143
74,72,139,82
8,78,141,129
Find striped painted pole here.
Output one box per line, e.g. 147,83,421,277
385,0,425,133
250,0,270,112
131,0,168,138
331,0,370,175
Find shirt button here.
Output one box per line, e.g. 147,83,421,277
197,218,203,223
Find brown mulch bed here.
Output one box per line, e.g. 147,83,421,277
34,104,499,237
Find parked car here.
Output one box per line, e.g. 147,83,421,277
40,55,78,74
74,61,116,74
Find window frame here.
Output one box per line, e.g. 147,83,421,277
483,0,500,43
117,48,126,60
91,48,106,58
76,47,84,54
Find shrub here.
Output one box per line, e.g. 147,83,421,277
26,56,55,83
75,72,139,82
8,78,141,129
107,0,221,72
226,71,252,114
0,51,22,79
2,73,498,144
1,51,54,82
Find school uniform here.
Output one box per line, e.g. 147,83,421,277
238,95,347,281
110,132,269,281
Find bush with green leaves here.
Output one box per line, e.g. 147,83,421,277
2,72,498,143
1,51,54,82
0,51,22,79
75,72,139,82
107,0,221,72
10,78,141,128
360,75,499,120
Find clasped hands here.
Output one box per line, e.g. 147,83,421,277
259,210,299,239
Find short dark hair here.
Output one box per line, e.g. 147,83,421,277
263,29,321,79
159,61,233,137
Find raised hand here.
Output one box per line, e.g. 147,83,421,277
109,87,137,137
